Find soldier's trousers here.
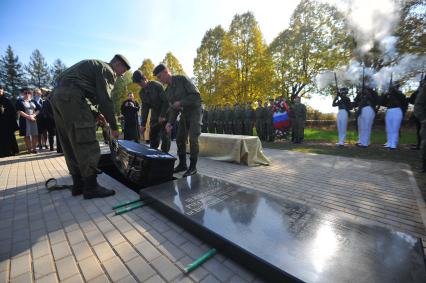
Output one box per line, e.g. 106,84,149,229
50,86,100,178
208,124,215,133
265,122,274,141
244,121,253,136
176,110,201,159
385,108,403,149
224,123,232,134
421,124,426,166
357,106,375,146
233,122,243,135
292,119,305,142
215,123,223,134
150,123,171,153
256,121,264,140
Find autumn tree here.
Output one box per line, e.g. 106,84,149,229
193,25,226,106
0,45,26,98
139,58,156,81
50,59,67,87
269,0,353,100
161,52,186,76
396,0,426,55
26,49,50,88
221,12,274,104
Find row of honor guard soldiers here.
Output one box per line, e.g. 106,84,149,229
201,101,275,141
333,82,410,149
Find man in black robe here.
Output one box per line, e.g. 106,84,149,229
0,85,19,157
120,92,140,142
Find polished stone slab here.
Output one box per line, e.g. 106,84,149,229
143,174,426,283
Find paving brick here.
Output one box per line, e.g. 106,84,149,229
200,275,221,283
102,256,131,282
10,254,31,278
104,230,126,246
78,256,103,281
85,229,105,246
92,241,115,262
60,274,84,283
143,275,166,283
162,229,187,247
114,242,138,262
202,258,234,282
66,230,85,245
126,256,156,282
144,229,166,247
31,240,51,260
10,272,32,283
158,241,185,262
86,274,109,283
55,256,79,281
35,273,58,283
135,240,161,261
33,254,55,279
150,255,182,282
51,241,72,261
175,256,208,282
70,241,93,262
48,231,66,245
123,230,146,246
116,275,138,283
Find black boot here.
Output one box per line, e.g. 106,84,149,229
420,160,426,173
174,154,188,173
83,175,115,199
183,158,197,177
71,174,84,196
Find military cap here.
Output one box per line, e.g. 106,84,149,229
113,54,131,70
339,87,349,94
153,63,167,76
132,70,146,83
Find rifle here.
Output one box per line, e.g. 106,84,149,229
362,66,365,94
389,73,393,92
334,72,339,97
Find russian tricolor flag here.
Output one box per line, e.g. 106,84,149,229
273,111,290,129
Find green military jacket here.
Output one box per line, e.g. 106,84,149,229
255,106,265,121
414,82,426,122
291,103,307,121
164,75,201,124
57,59,118,130
244,107,255,122
139,81,168,127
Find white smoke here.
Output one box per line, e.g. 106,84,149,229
326,0,401,57
316,55,426,92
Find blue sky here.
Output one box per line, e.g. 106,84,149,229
0,0,336,112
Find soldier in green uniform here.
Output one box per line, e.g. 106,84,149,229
154,64,202,177
215,105,224,134
414,76,426,172
132,70,170,153
266,99,275,142
233,103,244,135
255,100,265,140
207,106,215,133
201,105,208,133
223,104,232,134
243,102,255,136
51,54,130,199
290,97,307,143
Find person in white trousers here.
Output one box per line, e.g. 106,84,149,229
354,88,378,148
379,82,407,150
332,88,352,146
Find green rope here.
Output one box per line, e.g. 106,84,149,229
184,248,217,273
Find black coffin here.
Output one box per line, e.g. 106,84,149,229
110,140,176,188
142,174,426,283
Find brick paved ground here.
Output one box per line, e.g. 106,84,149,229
0,142,425,282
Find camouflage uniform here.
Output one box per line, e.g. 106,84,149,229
255,102,265,140
51,60,117,178
290,100,307,143
414,79,426,171
207,106,215,133
223,105,233,134
265,103,274,142
165,75,202,160
214,106,223,134
243,103,255,136
233,104,244,135
139,81,170,152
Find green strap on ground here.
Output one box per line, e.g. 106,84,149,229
185,248,217,273
112,196,147,209
112,196,153,215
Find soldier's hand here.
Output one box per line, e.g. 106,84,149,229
158,117,166,123
172,101,182,109
111,130,119,138
165,122,173,134
96,114,107,126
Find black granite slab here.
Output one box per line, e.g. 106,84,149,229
142,174,426,283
